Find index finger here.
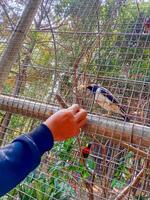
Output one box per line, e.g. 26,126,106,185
75,109,87,122
67,104,80,114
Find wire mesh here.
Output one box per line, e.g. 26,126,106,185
0,0,150,199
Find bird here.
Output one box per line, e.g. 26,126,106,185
86,84,130,122
81,143,92,159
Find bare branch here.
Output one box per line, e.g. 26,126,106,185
115,163,146,200
0,0,43,92
0,2,15,29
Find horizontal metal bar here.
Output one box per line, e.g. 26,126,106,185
4,28,150,37
0,94,150,148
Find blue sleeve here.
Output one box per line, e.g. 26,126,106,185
0,124,54,196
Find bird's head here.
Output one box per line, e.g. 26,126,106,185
85,142,93,149
86,84,100,94
82,142,93,158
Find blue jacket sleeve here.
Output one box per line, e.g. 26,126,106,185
0,123,54,196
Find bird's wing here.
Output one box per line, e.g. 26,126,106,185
99,87,119,104
100,87,127,113
96,87,129,121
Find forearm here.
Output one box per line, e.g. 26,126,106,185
0,104,87,196
0,124,54,196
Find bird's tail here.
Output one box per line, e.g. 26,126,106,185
121,114,130,122
120,107,130,122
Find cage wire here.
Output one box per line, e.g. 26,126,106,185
0,0,150,199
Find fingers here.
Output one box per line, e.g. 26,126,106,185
67,104,87,129
67,104,80,114
75,109,87,122
77,118,87,128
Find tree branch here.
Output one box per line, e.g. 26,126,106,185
115,163,146,200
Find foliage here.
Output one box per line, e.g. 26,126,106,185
111,152,134,189
0,0,150,199
8,171,76,200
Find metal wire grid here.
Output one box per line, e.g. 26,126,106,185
0,0,150,199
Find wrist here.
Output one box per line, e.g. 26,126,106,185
29,124,54,155
43,120,57,141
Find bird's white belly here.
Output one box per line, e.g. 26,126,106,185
95,93,121,113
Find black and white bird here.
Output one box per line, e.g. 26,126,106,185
87,84,130,122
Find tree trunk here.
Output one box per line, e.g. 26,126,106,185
0,43,35,143
0,0,42,93
0,18,43,144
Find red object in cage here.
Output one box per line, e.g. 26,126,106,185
144,17,150,33
81,143,92,158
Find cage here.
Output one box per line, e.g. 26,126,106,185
0,0,150,199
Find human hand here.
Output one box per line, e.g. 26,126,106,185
43,104,87,141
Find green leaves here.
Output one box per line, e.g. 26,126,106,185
86,156,96,171
54,138,76,161
111,152,133,189
8,169,76,200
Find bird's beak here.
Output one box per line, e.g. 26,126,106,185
86,85,92,90
85,143,89,147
